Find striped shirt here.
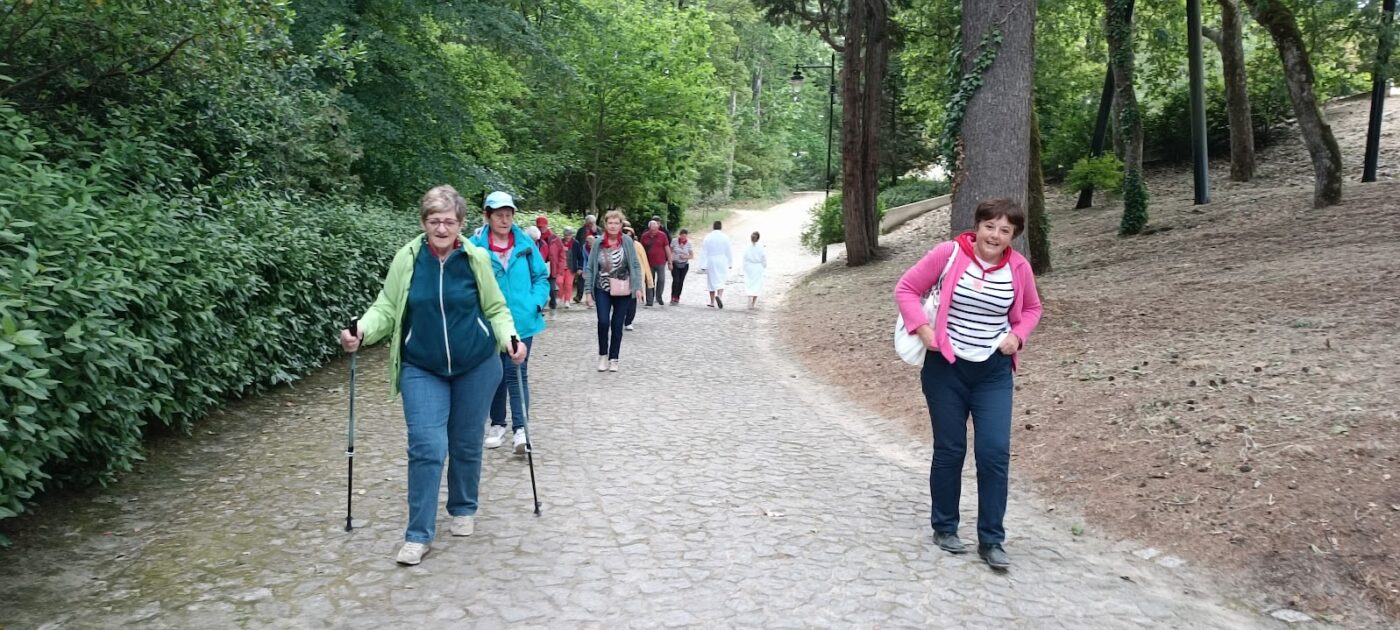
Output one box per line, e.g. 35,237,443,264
946,261,1015,362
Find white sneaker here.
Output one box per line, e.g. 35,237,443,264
608,359,619,372
396,542,429,565
598,356,608,371
450,515,475,536
484,424,507,449
513,428,529,454
624,324,635,331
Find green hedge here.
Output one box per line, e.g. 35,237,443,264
799,192,887,254
878,179,950,209
0,103,414,525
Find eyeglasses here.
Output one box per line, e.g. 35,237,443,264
426,219,460,229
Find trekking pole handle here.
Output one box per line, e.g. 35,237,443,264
510,335,520,354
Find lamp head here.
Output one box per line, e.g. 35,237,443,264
789,66,805,90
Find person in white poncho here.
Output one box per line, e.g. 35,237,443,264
701,220,732,308
742,231,768,309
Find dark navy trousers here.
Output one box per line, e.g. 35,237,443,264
921,351,1014,545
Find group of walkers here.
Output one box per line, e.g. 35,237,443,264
336,186,770,565
337,184,1041,574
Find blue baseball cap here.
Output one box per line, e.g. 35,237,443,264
484,191,516,210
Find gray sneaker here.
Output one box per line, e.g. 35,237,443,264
512,428,529,454
934,531,967,554
450,515,474,537
396,542,429,565
978,544,1010,570
484,424,507,449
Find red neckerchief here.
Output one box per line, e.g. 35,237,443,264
955,231,1011,277
677,236,688,246
429,238,461,259
489,230,514,254
602,232,622,249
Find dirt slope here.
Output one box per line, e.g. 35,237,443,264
778,96,1400,626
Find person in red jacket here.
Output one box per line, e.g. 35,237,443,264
535,216,566,312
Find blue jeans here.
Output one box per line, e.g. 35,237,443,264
594,289,632,359
399,359,501,544
490,336,533,431
921,352,1014,545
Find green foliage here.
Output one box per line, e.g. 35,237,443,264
1119,169,1150,235
0,101,413,522
799,192,886,253
938,27,1003,171
1066,155,1125,195
878,178,950,209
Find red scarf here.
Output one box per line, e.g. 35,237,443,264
955,231,1011,277
677,236,688,246
602,231,622,249
489,230,515,254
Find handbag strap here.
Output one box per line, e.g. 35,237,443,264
924,244,958,301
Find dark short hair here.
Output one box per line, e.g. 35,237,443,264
713,220,722,230
751,231,760,243
678,228,689,235
973,198,1026,237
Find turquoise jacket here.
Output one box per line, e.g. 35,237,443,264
469,224,550,340
358,235,517,399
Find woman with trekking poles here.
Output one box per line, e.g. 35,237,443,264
583,209,643,372
893,197,1043,571
470,192,550,455
338,184,526,566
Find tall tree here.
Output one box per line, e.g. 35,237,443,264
1105,0,1148,235
1202,0,1255,181
1027,106,1051,273
755,0,889,267
1242,0,1342,208
949,0,1036,248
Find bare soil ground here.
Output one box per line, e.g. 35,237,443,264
779,95,1400,626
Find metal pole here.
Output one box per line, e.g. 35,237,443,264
822,54,835,264
1365,0,1397,182
1187,0,1210,204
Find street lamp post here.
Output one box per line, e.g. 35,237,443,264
790,53,836,263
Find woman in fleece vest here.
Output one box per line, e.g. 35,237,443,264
893,197,1043,571
339,185,527,567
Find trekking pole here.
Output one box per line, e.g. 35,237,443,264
510,336,542,516
345,317,359,532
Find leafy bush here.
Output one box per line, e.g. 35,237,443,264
1065,154,1125,195
799,192,886,253
0,102,414,525
878,178,950,209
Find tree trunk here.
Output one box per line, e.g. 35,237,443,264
724,89,737,200
949,0,1036,252
1242,0,1342,207
839,0,889,267
1106,0,1149,235
752,66,763,134
1027,107,1051,274
1211,0,1255,181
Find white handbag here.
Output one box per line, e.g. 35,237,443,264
894,250,957,366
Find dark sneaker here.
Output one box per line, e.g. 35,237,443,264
934,531,967,554
978,544,1010,570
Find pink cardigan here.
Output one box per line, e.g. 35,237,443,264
894,241,1043,371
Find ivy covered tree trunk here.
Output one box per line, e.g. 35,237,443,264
949,0,1037,249
1105,0,1148,235
1242,0,1342,208
1027,107,1051,274
1208,0,1256,182
839,0,890,267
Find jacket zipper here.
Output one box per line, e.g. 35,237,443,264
439,256,452,373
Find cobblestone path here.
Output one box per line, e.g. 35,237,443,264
0,195,1289,628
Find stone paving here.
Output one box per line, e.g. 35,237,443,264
0,195,1296,628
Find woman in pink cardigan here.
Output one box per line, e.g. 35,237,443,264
893,197,1043,571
